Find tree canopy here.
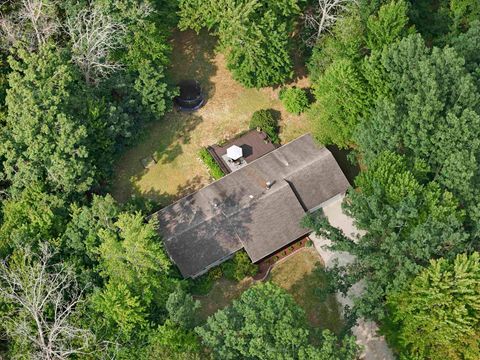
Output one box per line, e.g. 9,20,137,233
387,252,480,359
178,0,302,88
196,282,358,360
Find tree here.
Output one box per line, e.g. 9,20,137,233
0,44,94,197
310,58,371,147
249,109,280,143
0,245,95,359
302,0,354,47
96,212,175,313
179,0,301,88
279,87,310,115
356,34,480,231
387,252,480,359
61,194,120,285
66,5,126,85
166,285,200,329
0,186,65,256
91,281,147,339
365,0,409,51
196,282,358,359
449,20,480,87
143,320,202,360
307,152,470,320
0,0,60,50
449,0,480,31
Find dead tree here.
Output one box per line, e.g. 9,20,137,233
0,245,94,359
0,0,59,50
303,0,356,47
65,7,126,85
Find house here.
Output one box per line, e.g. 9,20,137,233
152,134,350,278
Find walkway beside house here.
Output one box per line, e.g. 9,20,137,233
310,195,394,360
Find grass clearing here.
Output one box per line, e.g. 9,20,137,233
111,29,310,205
270,248,345,334
195,277,253,322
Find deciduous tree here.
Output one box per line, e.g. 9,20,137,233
196,282,358,359
387,252,480,359
0,245,94,359
179,0,301,88
0,44,94,197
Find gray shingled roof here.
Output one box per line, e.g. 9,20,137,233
153,134,349,278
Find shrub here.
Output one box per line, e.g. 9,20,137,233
198,148,224,180
189,273,214,295
249,109,280,143
279,87,309,115
222,250,258,281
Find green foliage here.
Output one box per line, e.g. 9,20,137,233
221,250,258,281
189,272,215,295
310,58,371,148
166,285,201,329
97,213,173,305
0,186,65,256
387,252,480,360
249,109,280,143
407,0,451,43
197,282,358,359
143,320,203,360
365,0,410,51
357,34,480,231
92,281,148,338
106,0,178,117
198,148,225,180
61,194,120,285
0,45,94,197
178,0,301,87
449,0,480,31
308,152,469,320
279,87,309,115
449,20,480,87
307,10,364,85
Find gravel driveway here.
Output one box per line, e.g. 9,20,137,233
310,195,395,360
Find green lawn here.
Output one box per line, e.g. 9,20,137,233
111,29,310,206
195,248,344,334
270,248,344,334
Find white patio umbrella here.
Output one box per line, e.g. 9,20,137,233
227,145,243,160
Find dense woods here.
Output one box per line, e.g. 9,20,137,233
0,0,479,359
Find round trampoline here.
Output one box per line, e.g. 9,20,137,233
174,80,205,111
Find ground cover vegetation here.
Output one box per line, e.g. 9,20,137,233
304,0,480,358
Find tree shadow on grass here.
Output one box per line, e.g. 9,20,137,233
130,174,206,209
289,264,345,336
168,29,218,101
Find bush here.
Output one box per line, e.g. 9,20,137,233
189,274,213,295
279,87,309,115
221,250,258,281
249,109,280,143
198,148,224,180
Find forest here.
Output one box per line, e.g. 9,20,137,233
0,0,479,359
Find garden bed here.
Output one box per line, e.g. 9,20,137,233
253,236,310,280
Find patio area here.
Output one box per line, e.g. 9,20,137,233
207,130,277,174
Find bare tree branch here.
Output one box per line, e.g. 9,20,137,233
65,7,126,85
0,245,94,360
0,0,59,50
303,0,356,47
